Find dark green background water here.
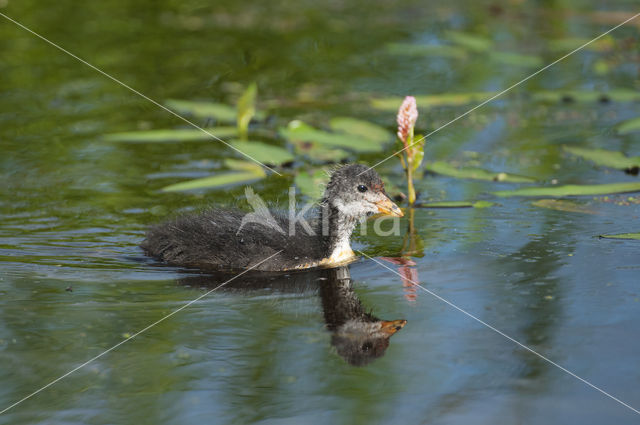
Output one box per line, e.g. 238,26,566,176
1,0,640,424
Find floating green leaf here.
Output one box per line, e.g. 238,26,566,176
162,170,265,192
617,117,640,134
494,182,640,197
224,159,265,173
426,161,536,183
371,92,497,111
445,31,492,52
599,233,640,240
295,169,329,199
329,117,392,145
489,51,543,68
563,146,640,170
164,99,237,122
373,89,640,111
418,201,495,208
532,89,640,103
532,199,597,214
279,120,383,153
228,139,294,164
384,43,467,59
593,59,610,76
237,82,257,140
547,37,613,53
104,127,238,142
471,200,496,208
419,201,470,208
290,138,351,162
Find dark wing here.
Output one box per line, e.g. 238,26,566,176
141,208,324,271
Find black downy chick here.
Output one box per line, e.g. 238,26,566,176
141,164,403,272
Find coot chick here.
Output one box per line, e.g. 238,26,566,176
141,164,403,271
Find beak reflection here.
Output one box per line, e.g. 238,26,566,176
379,319,408,335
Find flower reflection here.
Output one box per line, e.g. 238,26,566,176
381,207,422,302
380,256,418,302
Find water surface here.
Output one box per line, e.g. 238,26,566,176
1,1,640,424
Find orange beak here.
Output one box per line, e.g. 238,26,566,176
379,319,407,335
375,196,404,217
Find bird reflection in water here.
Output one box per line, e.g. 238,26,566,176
177,266,406,366
319,267,406,366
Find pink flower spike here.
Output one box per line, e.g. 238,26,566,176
396,96,418,144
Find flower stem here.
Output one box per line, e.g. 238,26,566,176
406,126,416,205
407,162,416,205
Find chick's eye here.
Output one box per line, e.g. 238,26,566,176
357,185,368,193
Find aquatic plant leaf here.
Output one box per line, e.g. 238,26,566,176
237,82,257,140
599,233,640,240
592,59,610,76
371,92,497,111
373,89,639,111
290,138,351,162
418,201,495,208
104,127,238,142
162,171,265,192
563,146,640,169
384,43,467,59
532,199,597,214
617,117,640,134
472,201,495,208
295,169,328,199
494,182,640,197
489,51,543,68
329,117,392,145
411,136,425,173
547,37,613,53
445,31,492,52
164,99,237,122
285,119,351,161
279,120,383,152
224,159,265,174
532,89,640,103
426,161,536,183
228,139,294,164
